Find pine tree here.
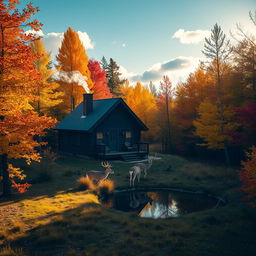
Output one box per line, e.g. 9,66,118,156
148,81,157,96
56,27,93,113
31,39,63,115
106,58,124,96
202,23,232,166
101,56,108,71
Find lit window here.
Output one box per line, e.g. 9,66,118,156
126,131,132,138
97,132,103,139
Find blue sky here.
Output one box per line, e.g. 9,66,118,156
23,0,255,85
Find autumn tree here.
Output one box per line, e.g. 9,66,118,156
201,23,232,166
56,27,93,113
233,103,256,147
88,59,112,100
31,39,62,114
239,146,256,206
232,11,256,101
105,58,124,96
120,82,158,141
0,0,56,196
194,100,238,150
174,65,213,153
157,75,174,152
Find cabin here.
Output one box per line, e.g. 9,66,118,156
55,94,149,161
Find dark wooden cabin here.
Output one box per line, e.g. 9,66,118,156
55,94,149,161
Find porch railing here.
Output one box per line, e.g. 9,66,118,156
96,142,149,155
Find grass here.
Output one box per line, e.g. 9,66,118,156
77,176,95,191
0,153,255,255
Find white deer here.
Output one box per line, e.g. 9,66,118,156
136,158,152,178
129,158,153,187
86,162,114,185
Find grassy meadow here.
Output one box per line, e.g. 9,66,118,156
0,154,255,256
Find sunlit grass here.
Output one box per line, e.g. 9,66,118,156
0,246,25,256
21,192,99,220
77,176,96,191
0,154,255,255
97,179,115,197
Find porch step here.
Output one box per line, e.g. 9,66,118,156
121,153,146,162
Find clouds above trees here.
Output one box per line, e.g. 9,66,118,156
120,56,200,86
26,30,94,56
172,29,211,44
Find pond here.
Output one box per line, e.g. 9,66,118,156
101,189,225,219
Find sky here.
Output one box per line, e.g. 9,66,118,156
22,0,255,87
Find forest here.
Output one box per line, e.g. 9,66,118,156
1,1,255,200
0,1,255,255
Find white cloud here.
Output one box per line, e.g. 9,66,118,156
122,43,126,47
172,29,211,44
25,30,94,57
120,56,200,87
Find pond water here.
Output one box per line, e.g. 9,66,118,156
101,189,225,219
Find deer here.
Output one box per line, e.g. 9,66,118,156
136,158,152,178
129,158,153,187
86,162,114,185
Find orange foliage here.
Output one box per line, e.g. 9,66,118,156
0,0,56,193
239,146,256,206
120,82,158,140
56,27,93,113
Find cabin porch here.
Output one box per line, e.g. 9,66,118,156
96,142,149,161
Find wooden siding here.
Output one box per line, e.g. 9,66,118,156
58,103,145,157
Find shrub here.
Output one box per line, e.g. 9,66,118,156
98,179,115,197
0,246,25,256
77,177,95,191
239,146,256,206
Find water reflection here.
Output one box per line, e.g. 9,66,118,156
102,190,223,219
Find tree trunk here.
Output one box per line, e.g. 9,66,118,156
165,94,171,153
216,59,231,167
1,153,11,197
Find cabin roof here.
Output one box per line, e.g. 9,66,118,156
55,98,148,132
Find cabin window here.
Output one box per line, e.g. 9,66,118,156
126,131,132,138
97,132,104,139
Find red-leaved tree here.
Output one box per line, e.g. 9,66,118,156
88,59,112,100
239,146,256,206
0,0,56,196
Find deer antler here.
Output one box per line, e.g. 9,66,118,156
101,161,112,168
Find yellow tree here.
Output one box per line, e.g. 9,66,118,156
120,81,158,140
56,27,93,114
31,39,63,115
173,65,214,152
193,100,238,150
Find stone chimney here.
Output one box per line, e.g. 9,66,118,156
82,93,93,117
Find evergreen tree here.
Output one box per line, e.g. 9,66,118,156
201,23,232,167
106,58,124,96
101,56,109,71
148,81,157,96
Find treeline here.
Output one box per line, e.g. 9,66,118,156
31,19,256,166
121,22,256,166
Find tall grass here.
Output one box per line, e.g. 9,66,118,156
97,179,115,197
0,246,25,256
77,176,95,191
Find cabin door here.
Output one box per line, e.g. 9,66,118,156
107,129,119,152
